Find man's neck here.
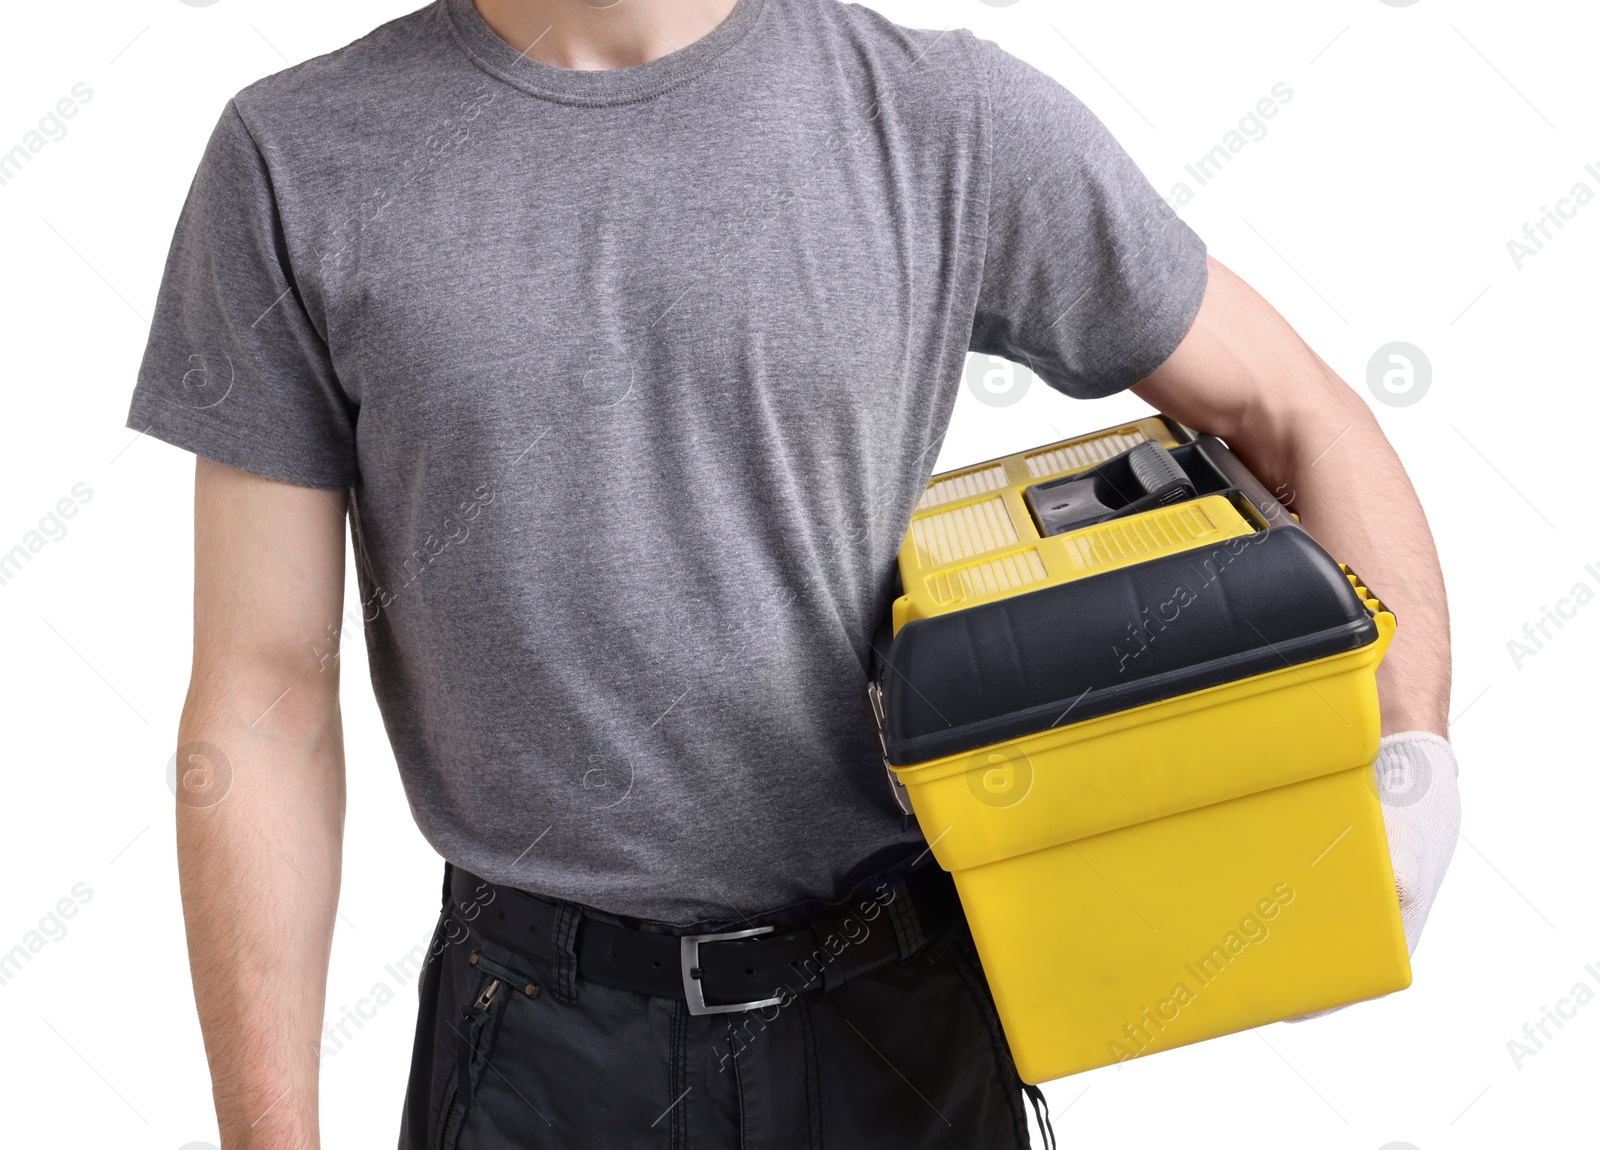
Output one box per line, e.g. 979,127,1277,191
472,0,741,71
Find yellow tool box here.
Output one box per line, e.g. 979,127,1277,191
865,416,1410,1084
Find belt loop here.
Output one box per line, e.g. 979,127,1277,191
884,875,924,961
551,901,582,1003
807,923,846,992
440,861,454,910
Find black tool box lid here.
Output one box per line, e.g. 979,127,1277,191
877,526,1380,767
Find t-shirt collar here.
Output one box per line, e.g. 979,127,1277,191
442,0,766,106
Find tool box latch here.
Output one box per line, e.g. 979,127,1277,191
866,680,917,825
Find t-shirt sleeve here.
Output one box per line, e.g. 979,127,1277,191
968,37,1209,399
125,99,358,490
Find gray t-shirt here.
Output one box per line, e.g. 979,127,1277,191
128,0,1207,924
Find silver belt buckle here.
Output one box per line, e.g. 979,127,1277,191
679,925,784,1016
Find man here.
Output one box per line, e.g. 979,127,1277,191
129,0,1460,1146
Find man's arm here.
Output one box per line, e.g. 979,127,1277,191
177,457,348,1149
1132,256,1451,738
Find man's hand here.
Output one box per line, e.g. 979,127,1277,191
1374,731,1461,955
1133,255,1457,957
177,458,348,1149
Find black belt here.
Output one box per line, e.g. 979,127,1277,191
445,858,961,1015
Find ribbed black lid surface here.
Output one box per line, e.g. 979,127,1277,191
880,526,1377,766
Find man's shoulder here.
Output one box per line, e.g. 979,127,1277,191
790,0,993,142
811,0,983,77
226,3,466,146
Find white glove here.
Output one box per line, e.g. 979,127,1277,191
1284,731,1460,1022
1375,731,1461,954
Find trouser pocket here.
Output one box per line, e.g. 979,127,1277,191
437,949,540,1150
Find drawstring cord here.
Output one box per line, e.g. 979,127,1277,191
1022,1082,1057,1149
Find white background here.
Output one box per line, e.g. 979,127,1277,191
1,0,1595,1147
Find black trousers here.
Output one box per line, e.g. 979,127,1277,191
397,855,1047,1149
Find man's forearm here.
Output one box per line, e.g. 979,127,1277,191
177,676,345,1150
1240,364,1451,737
178,460,351,1148
1133,257,1452,737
